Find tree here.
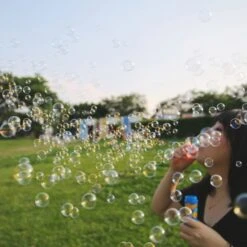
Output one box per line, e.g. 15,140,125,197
101,93,147,116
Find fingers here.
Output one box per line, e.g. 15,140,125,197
180,223,193,236
180,231,192,241
182,217,201,228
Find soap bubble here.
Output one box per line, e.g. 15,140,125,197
198,133,211,148
164,148,174,160
170,190,183,202
131,210,145,224
14,171,32,185
103,169,119,185
106,193,116,204
242,103,247,111
204,157,214,168
122,60,135,72
164,208,180,226
189,169,203,183
230,118,241,129
149,225,166,243
81,192,97,209
41,174,59,189
198,9,213,22
8,116,21,129
234,193,247,219
185,57,204,76
208,106,217,115
192,103,204,115
53,103,64,114
37,150,47,161
18,162,33,173
209,130,222,147
143,162,157,178
210,174,223,188
137,195,146,205
172,172,184,185
70,207,80,219
23,86,31,94
0,121,16,138
217,103,225,112
61,202,74,217
75,171,87,184
179,207,192,222
35,192,49,207
36,171,45,181
236,161,243,168
91,183,102,194
128,193,139,205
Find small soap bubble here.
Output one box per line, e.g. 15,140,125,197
192,103,204,115
208,106,217,115
128,193,139,205
217,103,225,112
104,169,119,185
164,148,174,160
230,118,242,129
204,157,214,168
23,86,31,94
122,60,135,72
149,225,166,243
53,103,64,114
14,170,32,185
131,210,145,225
170,190,183,202
179,207,192,222
35,192,49,207
36,171,45,181
198,9,213,23
0,122,16,138
70,207,80,219
137,195,146,205
234,193,247,219
172,172,184,184
81,192,97,209
236,161,243,168
37,150,47,160
164,208,180,226
75,171,87,184
242,103,247,111
210,174,223,188
143,162,157,178
61,202,74,217
106,193,116,204
189,169,203,183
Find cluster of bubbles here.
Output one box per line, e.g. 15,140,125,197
2,73,247,245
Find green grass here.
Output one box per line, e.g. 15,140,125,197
0,138,198,247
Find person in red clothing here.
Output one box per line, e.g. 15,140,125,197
152,109,247,247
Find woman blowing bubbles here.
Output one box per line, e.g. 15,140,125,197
152,110,247,247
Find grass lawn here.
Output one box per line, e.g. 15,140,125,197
0,137,200,247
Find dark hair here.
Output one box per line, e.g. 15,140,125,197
212,109,247,204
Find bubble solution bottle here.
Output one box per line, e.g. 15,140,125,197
184,195,198,220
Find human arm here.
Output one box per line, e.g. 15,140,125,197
151,144,197,216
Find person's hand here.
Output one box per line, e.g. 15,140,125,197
180,217,229,247
170,143,197,172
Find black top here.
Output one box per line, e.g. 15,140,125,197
181,180,247,247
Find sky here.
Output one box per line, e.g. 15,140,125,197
1,0,247,114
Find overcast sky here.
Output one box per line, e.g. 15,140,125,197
1,0,247,113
